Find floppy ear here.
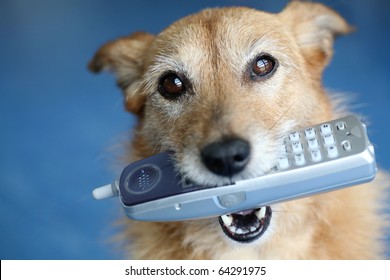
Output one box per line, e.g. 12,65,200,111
88,32,155,115
279,1,353,77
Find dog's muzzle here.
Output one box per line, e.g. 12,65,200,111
200,137,272,242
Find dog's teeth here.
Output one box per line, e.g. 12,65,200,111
236,228,244,234
250,226,257,232
256,208,267,219
229,226,237,233
221,215,233,226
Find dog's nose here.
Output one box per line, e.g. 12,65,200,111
201,138,250,176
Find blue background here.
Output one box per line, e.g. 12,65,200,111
1,0,389,259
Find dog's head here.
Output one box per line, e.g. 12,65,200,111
90,2,351,252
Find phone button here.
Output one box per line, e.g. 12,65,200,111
320,124,332,135
218,192,246,208
341,140,352,151
277,157,290,170
307,137,319,149
350,126,362,138
289,132,300,141
336,121,347,130
304,127,316,138
327,145,338,158
310,149,322,162
323,133,335,146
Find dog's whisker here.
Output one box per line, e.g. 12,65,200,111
271,210,298,213
268,95,299,132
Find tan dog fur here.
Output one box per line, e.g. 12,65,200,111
89,1,388,259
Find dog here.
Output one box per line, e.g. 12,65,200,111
89,1,388,259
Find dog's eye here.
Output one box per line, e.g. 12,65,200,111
251,55,276,78
158,73,186,100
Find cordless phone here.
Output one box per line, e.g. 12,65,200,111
92,115,376,221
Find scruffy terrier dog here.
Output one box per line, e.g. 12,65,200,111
89,2,388,259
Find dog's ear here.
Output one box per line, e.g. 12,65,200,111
88,32,155,115
279,1,353,77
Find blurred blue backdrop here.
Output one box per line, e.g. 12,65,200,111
1,0,389,259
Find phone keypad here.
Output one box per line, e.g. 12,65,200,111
277,120,354,170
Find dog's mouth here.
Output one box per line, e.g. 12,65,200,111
218,206,272,243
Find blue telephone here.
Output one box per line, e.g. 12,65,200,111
93,115,376,221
